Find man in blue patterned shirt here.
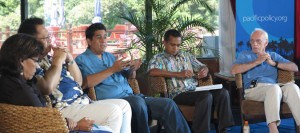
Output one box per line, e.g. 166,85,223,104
148,29,234,133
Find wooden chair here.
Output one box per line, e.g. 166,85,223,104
148,75,215,123
87,78,140,100
235,69,300,133
0,103,69,133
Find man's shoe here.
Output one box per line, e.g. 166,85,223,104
218,128,227,133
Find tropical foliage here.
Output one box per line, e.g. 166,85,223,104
0,0,21,31
0,0,218,62
0,0,217,30
119,0,216,66
0,0,146,30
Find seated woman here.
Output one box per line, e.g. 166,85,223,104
0,34,131,133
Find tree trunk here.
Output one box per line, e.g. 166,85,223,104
145,0,153,63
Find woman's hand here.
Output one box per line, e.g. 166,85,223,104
66,118,77,131
74,117,95,131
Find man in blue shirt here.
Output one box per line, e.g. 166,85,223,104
75,23,191,133
231,28,300,133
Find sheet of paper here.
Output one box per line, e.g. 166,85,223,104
195,84,223,91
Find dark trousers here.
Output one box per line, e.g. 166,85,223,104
173,89,235,133
123,94,191,133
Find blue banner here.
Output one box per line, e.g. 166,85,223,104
236,0,294,60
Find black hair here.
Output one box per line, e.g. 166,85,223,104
85,23,106,40
0,34,44,76
18,17,44,36
164,29,182,42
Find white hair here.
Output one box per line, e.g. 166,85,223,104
251,28,268,40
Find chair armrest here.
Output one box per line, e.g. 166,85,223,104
148,76,168,97
128,78,140,94
237,87,245,100
278,69,294,83
0,103,69,132
198,74,213,86
87,87,97,101
234,73,244,102
235,73,243,89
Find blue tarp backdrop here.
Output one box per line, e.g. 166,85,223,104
236,0,295,60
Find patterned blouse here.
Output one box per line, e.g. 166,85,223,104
35,55,89,109
148,51,206,98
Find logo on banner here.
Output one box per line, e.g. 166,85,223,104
236,0,294,60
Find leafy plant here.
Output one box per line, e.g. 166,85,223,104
119,0,216,69
185,38,220,58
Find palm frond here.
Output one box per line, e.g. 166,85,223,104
150,0,164,18
170,0,192,16
119,11,145,35
170,0,214,18
0,1,5,7
175,17,215,33
194,0,214,13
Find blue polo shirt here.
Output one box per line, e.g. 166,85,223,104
75,49,133,100
234,51,290,89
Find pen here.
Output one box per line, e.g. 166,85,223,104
93,124,99,128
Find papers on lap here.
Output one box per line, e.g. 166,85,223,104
195,84,223,91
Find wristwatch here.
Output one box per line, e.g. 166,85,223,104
67,60,74,66
274,61,279,68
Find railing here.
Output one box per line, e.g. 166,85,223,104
0,25,137,58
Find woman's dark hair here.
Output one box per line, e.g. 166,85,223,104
0,34,44,76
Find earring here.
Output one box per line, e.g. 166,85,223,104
20,70,23,76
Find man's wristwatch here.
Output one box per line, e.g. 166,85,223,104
274,61,279,68
67,60,74,66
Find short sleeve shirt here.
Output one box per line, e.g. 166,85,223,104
233,51,290,89
75,49,133,100
148,51,206,98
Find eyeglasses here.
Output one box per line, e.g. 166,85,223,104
250,39,266,44
37,36,50,41
30,58,41,63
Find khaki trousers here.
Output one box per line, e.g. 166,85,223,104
61,99,132,133
244,83,300,126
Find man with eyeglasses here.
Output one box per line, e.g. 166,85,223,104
17,17,133,133
231,28,300,133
